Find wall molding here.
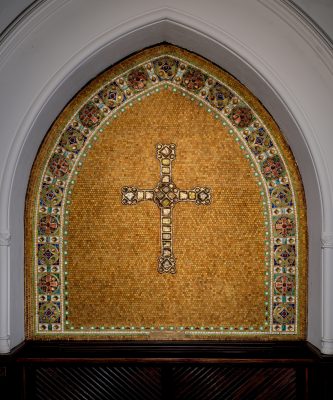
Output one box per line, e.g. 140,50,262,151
260,0,333,75
0,0,69,71
0,232,9,353
321,338,333,355
282,0,333,51
0,231,11,246
321,233,333,249
0,0,47,43
0,336,10,354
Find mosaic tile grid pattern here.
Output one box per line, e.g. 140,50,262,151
25,45,307,340
65,93,267,332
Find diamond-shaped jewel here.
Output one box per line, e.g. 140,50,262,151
44,250,53,259
161,147,170,156
156,190,164,199
162,185,170,193
45,308,53,317
199,191,208,201
125,192,135,200
162,198,171,207
47,192,55,200
163,259,172,269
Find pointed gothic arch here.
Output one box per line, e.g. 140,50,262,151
24,44,307,340
0,2,332,353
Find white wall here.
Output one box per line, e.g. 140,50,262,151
2,1,333,42
0,0,35,36
292,0,333,40
0,0,332,353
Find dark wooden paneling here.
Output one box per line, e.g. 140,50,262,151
172,366,298,400
29,364,303,400
320,363,333,400
0,365,8,393
1,341,333,400
15,340,318,363
33,365,162,400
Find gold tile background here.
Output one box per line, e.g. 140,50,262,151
25,44,307,340
67,89,266,328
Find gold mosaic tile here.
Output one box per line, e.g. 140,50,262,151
25,44,307,340
67,90,265,329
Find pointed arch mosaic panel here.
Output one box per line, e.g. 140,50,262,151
26,45,307,340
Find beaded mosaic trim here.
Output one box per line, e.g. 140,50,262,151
31,48,302,337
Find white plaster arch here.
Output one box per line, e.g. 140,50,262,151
0,0,332,353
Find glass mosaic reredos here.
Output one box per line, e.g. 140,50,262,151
26,45,307,340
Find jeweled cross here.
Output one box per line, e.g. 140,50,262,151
121,144,211,274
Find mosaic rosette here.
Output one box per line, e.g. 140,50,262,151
153,57,178,80
27,45,306,339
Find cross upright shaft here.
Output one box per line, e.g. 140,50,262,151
122,144,211,274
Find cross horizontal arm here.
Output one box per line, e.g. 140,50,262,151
177,187,211,205
121,187,154,205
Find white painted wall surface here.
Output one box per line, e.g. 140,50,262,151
0,0,332,353
1,1,333,41
292,0,333,40
0,0,35,35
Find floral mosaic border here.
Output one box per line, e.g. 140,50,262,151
29,46,303,338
